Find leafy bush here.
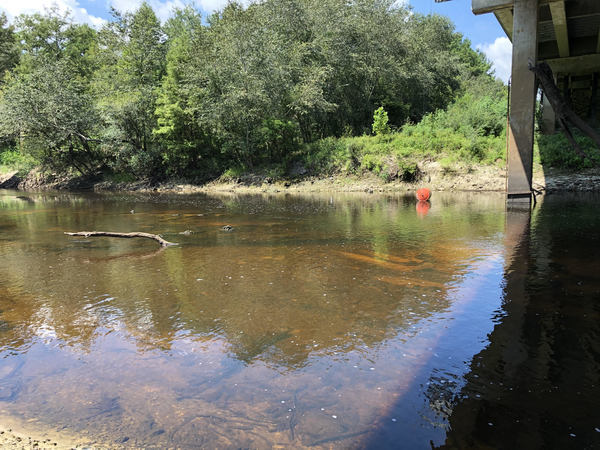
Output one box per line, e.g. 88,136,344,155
222,165,246,180
536,131,600,169
0,149,38,175
255,119,301,163
372,107,391,136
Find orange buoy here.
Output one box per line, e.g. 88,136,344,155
416,200,430,217
416,188,431,202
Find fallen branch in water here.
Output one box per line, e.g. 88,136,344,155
64,231,177,247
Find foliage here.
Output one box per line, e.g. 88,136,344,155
372,107,391,136
536,131,600,169
0,59,100,174
298,78,508,179
0,13,18,82
93,3,166,178
0,149,37,175
0,0,513,181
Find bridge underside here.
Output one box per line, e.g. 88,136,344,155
472,0,600,202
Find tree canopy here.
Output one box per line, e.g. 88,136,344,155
0,0,500,180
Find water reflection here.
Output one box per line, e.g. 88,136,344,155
0,190,540,447
438,195,600,449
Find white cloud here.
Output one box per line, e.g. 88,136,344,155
109,0,185,21
1,0,105,27
478,36,512,84
195,0,229,14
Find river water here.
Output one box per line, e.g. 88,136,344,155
0,190,598,448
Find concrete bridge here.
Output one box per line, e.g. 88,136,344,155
440,0,600,202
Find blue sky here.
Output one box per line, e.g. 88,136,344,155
410,0,512,81
0,0,513,81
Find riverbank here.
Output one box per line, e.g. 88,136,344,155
3,162,600,195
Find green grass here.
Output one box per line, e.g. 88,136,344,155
535,130,600,169
0,149,38,176
298,123,506,182
295,124,599,183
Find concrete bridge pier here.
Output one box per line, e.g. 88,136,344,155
469,0,600,201
506,0,538,203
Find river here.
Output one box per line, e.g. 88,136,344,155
0,190,598,448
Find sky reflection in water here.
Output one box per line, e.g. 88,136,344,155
0,190,545,447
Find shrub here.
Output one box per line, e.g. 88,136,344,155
255,119,301,163
372,107,391,136
536,131,600,169
0,149,38,175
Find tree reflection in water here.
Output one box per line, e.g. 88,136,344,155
5,190,586,447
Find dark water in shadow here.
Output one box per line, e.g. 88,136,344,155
0,190,598,448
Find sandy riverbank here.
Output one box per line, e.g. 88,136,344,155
90,164,600,196
5,161,600,195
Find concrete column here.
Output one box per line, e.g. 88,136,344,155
507,0,538,201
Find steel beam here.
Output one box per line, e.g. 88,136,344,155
541,89,556,134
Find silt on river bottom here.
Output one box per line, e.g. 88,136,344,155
0,190,598,448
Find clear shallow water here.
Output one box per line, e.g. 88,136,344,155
0,190,598,448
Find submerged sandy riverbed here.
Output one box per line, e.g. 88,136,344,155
1,187,599,449
0,414,96,449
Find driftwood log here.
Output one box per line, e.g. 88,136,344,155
529,61,600,159
64,231,177,247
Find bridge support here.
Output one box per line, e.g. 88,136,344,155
507,0,538,203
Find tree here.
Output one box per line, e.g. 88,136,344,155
14,7,99,80
0,13,18,82
372,107,391,135
94,2,166,177
0,59,101,174
0,0,508,179
186,3,277,168
154,6,211,177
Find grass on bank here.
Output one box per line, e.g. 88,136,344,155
2,129,598,184
300,126,506,182
534,131,600,169
0,149,37,176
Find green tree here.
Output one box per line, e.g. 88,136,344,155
0,13,18,82
154,6,212,177
186,3,276,167
10,7,99,81
372,106,391,135
94,2,166,177
0,59,101,174
0,0,509,180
